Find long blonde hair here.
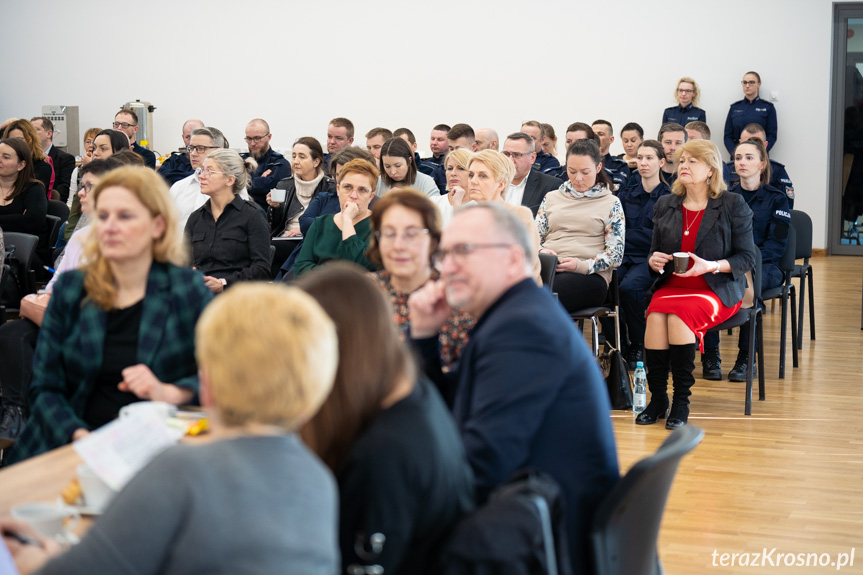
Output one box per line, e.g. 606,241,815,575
671,140,727,199
81,166,187,309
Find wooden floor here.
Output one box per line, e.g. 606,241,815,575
610,255,863,574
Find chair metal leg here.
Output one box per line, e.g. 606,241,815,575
612,310,622,352
757,313,766,401
745,312,756,415
796,269,806,350
789,285,798,369
590,317,600,357
807,267,815,342
778,289,788,379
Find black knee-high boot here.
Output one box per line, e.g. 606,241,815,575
635,348,670,425
667,343,696,429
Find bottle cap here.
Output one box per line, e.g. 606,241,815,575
636,361,644,368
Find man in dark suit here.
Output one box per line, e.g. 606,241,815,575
31,116,76,202
502,132,562,216
409,203,619,575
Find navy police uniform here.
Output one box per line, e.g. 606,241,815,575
662,104,706,126
602,154,631,191
724,160,794,208
242,147,292,210
532,151,560,173
132,142,157,169
723,96,778,155
704,182,790,354
157,151,193,186
544,164,625,192
615,179,672,348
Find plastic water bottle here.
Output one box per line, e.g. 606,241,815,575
633,362,647,414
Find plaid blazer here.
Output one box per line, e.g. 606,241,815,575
7,262,213,464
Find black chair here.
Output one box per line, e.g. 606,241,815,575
705,250,764,415
271,237,303,279
761,225,799,379
47,199,70,223
569,269,620,356
590,425,704,575
790,210,815,349
1,232,40,320
45,215,62,255
538,252,557,292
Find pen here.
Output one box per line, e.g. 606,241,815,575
43,265,56,274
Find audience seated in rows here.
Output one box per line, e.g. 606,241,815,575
298,263,475,574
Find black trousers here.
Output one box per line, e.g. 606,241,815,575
0,319,40,409
553,272,608,314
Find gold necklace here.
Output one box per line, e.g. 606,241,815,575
683,207,704,236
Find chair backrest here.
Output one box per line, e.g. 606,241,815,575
45,215,62,252
790,210,812,260
539,252,557,291
2,232,40,296
590,426,704,575
46,199,70,223
778,224,797,274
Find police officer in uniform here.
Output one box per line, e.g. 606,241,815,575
592,120,631,191
724,71,778,155
241,118,291,210
724,123,794,207
703,138,790,381
662,77,706,126
522,120,560,173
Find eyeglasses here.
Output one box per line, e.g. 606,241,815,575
195,167,226,178
244,134,270,144
741,80,759,86
431,243,512,269
677,89,694,94
502,151,532,159
79,181,95,195
376,228,430,245
187,145,219,154
339,183,373,196
112,122,136,129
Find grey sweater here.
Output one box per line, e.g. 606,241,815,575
37,435,339,575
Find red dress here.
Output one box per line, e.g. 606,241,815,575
646,207,742,352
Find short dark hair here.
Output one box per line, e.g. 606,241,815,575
111,149,146,166
328,146,376,175
744,70,762,83
294,137,325,174
658,123,687,142
115,108,139,124
30,116,54,134
379,137,417,187
685,121,711,139
621,122,644,138
565,139,613,189
393,127,416,145
566,122,598,143
506,131,535,152
365,127,393,141
447,123,475,142
592,119,613,132
96,129,131,153
79,157,123,178
329,117,354,139
432,124,451,133
521,120,544,139
742,123,767,138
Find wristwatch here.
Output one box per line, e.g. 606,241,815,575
220,278,227,287
711,262,721,274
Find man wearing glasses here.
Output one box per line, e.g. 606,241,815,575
170,127,233,229
158,119,204,185
724,70,777,155
113,108,157,169
408,203,619,575
501,132,561,216
242,118,291,209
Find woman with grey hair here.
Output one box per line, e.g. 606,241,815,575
185,148,271,292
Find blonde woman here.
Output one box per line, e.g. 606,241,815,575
7,166,213,464
2,284,341,573
662,76,706,127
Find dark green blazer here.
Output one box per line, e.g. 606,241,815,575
8,262,212,464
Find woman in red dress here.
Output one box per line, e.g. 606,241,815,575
637,140,756,429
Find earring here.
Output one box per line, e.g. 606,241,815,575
706,176,711,185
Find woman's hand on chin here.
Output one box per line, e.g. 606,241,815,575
450,186,466,207
342,201,359,221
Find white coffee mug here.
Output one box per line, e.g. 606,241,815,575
270,187,287,203
76,464,117,511
11,502,80,538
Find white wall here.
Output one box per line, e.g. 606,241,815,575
3,0,835,247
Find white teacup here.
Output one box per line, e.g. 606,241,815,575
76,464,117,511
11,502,80,539
270,187,287,203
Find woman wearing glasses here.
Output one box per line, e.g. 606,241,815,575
185,149,270,293
662,77,706,127
723,70,778,155
294,159,380,277
369,188,473,368
169,127,233,229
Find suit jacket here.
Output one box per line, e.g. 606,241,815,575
415,279,619,575
47,145,76,202
522,170,562,216
649,191,757,307
8,262,213,464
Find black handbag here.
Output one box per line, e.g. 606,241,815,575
598,346,633,410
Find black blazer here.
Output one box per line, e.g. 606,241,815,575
47,146,76,202
522,170,562,216
649,191,756,308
